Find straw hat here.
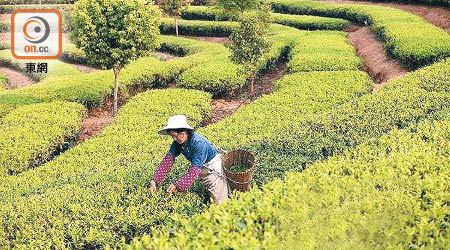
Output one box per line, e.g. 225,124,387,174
158,115,193,135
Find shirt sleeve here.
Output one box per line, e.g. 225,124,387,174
191,141,209,168
152,152,174,185
175,165,202,192
168,141,181,158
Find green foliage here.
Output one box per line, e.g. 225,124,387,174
182,5,351,31
0,101,86,175
0,36,224,118
229,10,272,89
161,0,192,17
201,70,373,184
288,31,362,72
271,12,350,30
61,42,89,65
272,0,450,69
71,0,161,70
0,89,211,249
351,0,450,7
127,117,450,249
212,0,270,19
160,17,237,36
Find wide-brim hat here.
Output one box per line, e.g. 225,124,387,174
158,115,194,135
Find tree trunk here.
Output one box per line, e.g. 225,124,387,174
175,18,179,37
250,71,255,93
113,67,121,115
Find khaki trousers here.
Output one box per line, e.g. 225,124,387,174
199,154,230,205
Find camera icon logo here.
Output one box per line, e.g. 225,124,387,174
11,9,62,59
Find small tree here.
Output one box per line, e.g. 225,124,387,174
228,9,271,92
71,0,161,115
161,0,192,36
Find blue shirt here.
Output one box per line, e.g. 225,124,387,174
168,132,217,168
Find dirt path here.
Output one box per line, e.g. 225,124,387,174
0,14,10,21
345,25,408,90
76,107,115,144
323,0,450,33
153,51,180,61
0,67,35,89
180,35,230,43
201,63,287,126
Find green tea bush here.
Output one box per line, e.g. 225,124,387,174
253,57,450,183
182,6,351,30
288,30,362,72
160,18,237,37
271,12,350,30
272,0,450,69
0,101,86,175
60,43,89,65
127,117,450,249
352,0,450,7
0,36,224,117
201,70,373,184
177,41,288,96
0,92,41,117
0,89,211,249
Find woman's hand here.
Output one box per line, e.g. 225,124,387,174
150,180,157,193
167,183,178,194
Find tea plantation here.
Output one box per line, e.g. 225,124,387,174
0,0,449,249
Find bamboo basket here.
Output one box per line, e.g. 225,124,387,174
222,149,256,192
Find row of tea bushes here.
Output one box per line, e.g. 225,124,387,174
0,36,224,117
287,30,362,72
0,101,86,175
0,49,83,81
181,6,351,31
351,0,450,7
160,18,237,37
123,49,450,250
126,116,450,249
200,70,373,185
272,0,450,69
0,89,211,249
251,57,450,184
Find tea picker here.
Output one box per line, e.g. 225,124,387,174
150,115,256,205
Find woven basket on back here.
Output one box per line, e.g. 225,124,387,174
222,149,256,192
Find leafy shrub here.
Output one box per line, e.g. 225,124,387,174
288,30,362,72
201,70,373,184
0,89,211,249
272,0,450,69
351,0,450,7
0,36,224,117
160,17,237,37
0,101,86,175
127,117,450,249
182,6,351,30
